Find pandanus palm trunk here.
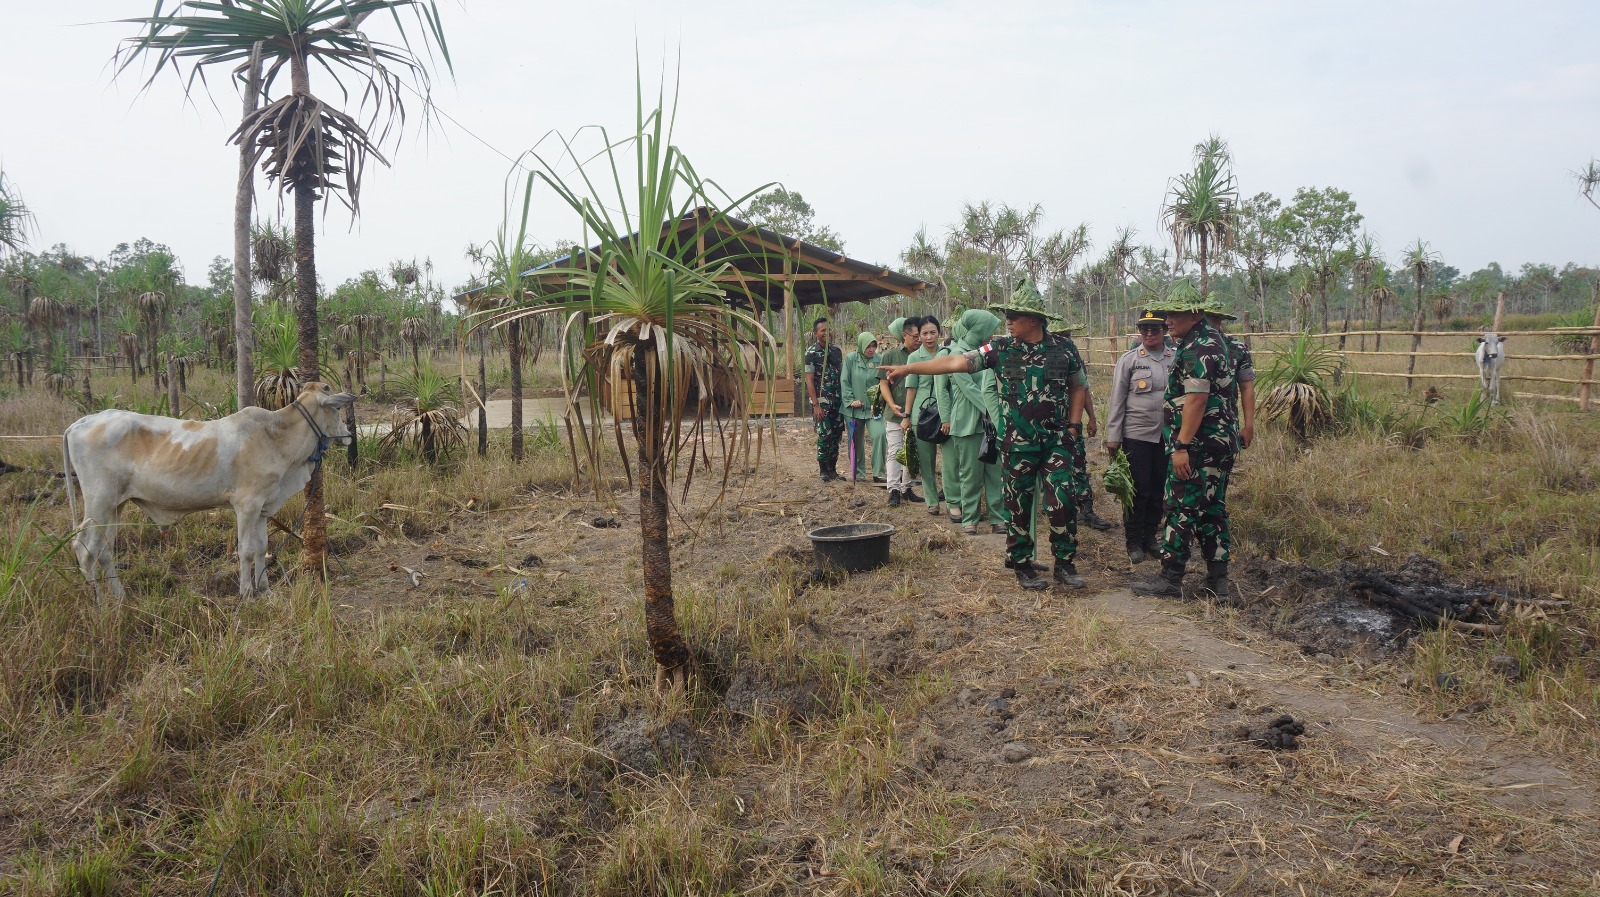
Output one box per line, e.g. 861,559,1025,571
1405,279,1425,393
234,46,261,409
509,319,524,461
634,340,689,687
477,328,487,456
295,178,329,577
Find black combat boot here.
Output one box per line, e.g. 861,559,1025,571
1204,560,1230,599
1130,562,1185,598
1078,494,1115,531
1004,557,1046,572
819,460,838,482
1053,562,1086,589
1126,544,1147,565
887,490,902,508
1015,565,1049,591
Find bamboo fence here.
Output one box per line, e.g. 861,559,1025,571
1083,314,1600,410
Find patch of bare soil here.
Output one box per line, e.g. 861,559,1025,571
324,421,1600,893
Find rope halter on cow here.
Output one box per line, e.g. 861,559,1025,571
291,401,352,464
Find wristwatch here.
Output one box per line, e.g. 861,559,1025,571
1174,441,1192,451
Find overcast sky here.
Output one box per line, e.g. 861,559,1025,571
4,1,1597,293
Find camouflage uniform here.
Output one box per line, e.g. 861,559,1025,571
965,331,1089,566
805,341,844,469
1063,339,1092,508
1157,318,1238,567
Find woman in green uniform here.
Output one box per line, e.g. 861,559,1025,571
840,331,881,482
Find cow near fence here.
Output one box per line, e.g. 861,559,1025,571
1475,333,1507,405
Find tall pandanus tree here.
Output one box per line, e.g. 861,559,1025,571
1402,239,1440,392
399,316,428,374
136,290,169,384
1369,265,1396,351
0,167,36,259
1162,134,1238,298
487,78,778,690
26,296,66,361
472,199,548,462
117,0,453,581
1350,233,1381,350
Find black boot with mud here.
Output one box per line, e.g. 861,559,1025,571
1127,545,1147,565
1078,496,1115,532
1203,560,1231,601
1015,565,1049,591
887,491,902,508
1131,562,1185,598
1053,562,1086,589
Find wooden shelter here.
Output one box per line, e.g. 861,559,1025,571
469,207,926,417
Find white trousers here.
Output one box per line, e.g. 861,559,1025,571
884,420,908,493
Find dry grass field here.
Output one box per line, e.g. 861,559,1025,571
1,351,1596,896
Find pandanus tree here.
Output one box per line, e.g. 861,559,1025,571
399,316,428,374
1402,239,1440,391
471,205,549,462
1162,134,1238,298
26,296,66,359
0,167,36,259
1369,265,1396,351
117,0,453,580
1350,233,1381,350
487,78,777,690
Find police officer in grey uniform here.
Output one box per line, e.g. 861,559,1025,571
1104,309,1176,564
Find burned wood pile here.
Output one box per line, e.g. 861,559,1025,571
1343,554,1567,636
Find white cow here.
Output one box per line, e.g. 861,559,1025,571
62,382,355,599
1474,332,1507,405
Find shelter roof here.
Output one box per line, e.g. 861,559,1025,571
456,207,925,309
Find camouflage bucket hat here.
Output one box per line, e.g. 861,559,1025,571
992,278,1072,325
1145,280,1208,314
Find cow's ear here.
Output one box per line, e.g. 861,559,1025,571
1476,336,1484,342
319,391,357,409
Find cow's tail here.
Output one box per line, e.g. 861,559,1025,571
61,425,79,535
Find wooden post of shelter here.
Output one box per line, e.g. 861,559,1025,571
784,244,799,417
1582,285,1600,412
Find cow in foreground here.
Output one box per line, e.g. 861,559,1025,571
1475,332,1506,405
63,382,356,599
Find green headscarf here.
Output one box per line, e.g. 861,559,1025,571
852,330,878,360
888,316,908,343
956,309,1001,352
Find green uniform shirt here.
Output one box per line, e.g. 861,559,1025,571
804,341,842,407
877,345,911,422
906,345,938,417
1164,319,1238,458
964,332,1088,444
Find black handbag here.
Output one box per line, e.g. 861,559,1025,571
915,402,949,444
978,412,1000,464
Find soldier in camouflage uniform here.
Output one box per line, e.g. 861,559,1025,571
881,280,1090,592
1131,285,1238,599
1052,328,1115,532
804,317,845,481
1200,301,1256,569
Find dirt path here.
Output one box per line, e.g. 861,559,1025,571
326,418,1600,893
1084,588,1595,816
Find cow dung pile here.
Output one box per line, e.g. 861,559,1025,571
1234,715,1308,751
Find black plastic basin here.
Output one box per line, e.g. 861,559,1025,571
806,523,897,573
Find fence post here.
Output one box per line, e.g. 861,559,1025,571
1582,287,1600,412
1493,291,1505,333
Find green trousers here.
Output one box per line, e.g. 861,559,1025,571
853,416,886,481
916,437,942,508
870,417,886,479
947,433,1004,527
